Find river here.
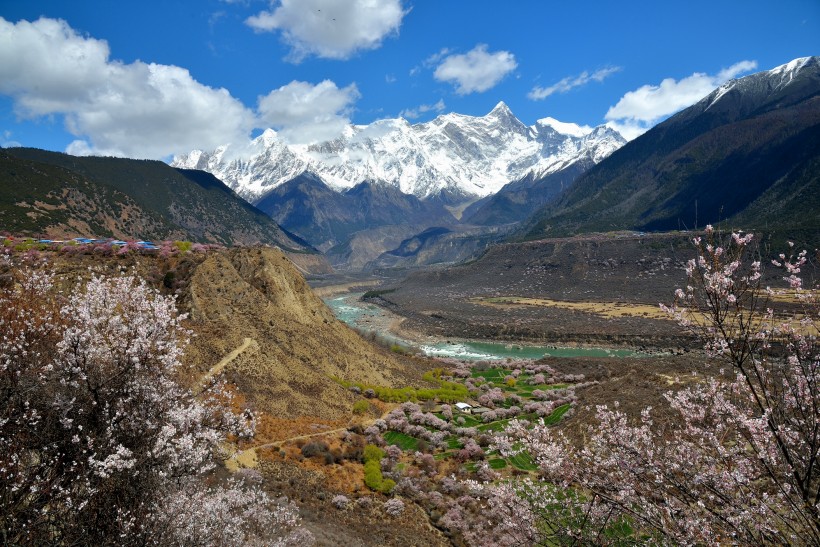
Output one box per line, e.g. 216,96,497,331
324,293,645,360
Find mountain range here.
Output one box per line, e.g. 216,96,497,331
173,102,624,203
172,103,624,267
522,56,820,246
3,57,816,274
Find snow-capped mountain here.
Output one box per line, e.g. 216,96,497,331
702,56,818,112
172,102,624,203
522,56,820,239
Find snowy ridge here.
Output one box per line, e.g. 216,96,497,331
703,56,819,111
173,101,625,202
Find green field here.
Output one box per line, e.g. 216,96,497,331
445,436,464,449
384,431,421,451
542,404,571,426
508,450,539,471
375,363,575,481
476,413,538,433
488,458,508,469
471,367,509,380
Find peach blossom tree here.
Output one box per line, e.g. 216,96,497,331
0,267,307,545
478,229,820,545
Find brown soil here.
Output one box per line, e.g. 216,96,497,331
260,461,450,547
182,247,435,421
544,352,716,444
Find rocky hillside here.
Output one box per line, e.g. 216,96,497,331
0,147,310,251
14,246,417,421
368,224,516,272
181,247,420,420
462,162,588,226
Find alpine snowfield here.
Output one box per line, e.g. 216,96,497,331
172,102,625,203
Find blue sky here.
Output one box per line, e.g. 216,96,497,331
0,0,817,158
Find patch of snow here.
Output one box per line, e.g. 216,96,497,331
536,117,593,137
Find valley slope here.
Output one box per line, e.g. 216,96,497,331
369,232,696,350
181,247,422,421
522,56,820,246
0,147,310,251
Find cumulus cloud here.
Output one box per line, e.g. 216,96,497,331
433,44,517,95
0,17,256,159
399,99,445,120
257,80,360,143
528,67,621,100
246,0,407,62
605,60,758,140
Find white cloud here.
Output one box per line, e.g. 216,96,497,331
400,99,445,120
603,120,650,141
604,60,758,140
0,17,256,159
2,129,21,148
433,44,517,95
410,48,451,77
257,80,360,144
528,67,621,100
423,48,451,68
246,0,407,62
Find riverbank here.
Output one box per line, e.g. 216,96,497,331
324,293,655,360
310,279,384,298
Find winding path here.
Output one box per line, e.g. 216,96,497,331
207,337,384,470
225,417,384,471
199,337,256,388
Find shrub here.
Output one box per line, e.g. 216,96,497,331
390,343,410,355
352,399,370,415
364,444,386,463
331,495,350,509
384,498,405,517
301,441,330,459
363,444,394,493
173,240,193,253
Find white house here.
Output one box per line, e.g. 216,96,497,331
455,402,472,412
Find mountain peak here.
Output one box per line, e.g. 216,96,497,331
488,101,513,116
174,102,625,201
768,56,817,78
699,56,820,113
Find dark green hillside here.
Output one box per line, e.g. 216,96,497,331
0,148,308,250
522,57,820,247
462,163,587,226
0,149,167,238
255,173,455,251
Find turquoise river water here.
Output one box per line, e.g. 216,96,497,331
324,293,643,360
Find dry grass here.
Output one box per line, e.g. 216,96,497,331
253,414,349,445
472,296,675,321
